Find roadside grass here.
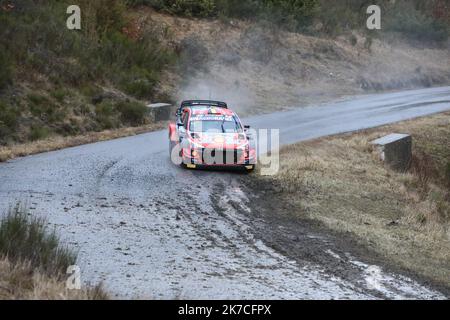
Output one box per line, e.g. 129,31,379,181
0,205,108,300
0,204,76,277
256,112,450,287
0,122,167,163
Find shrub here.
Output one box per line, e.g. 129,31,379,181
77,0,128,39
144,0,319,28
0,102,19,130
28,93,67,124
50,88,69,103
95,101,119,130
385,1,449,42
29,126,51,141
123,78,156,99
0,49,13,90
0,102,19,141
28,93,53,117
262,0,318,29
147,0,216,17
0,205,77,277
88,31,174,99
215,0,260,18
116,101,148,126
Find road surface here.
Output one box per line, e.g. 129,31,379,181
0,86,449,299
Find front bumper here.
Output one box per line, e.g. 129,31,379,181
182,147,256,166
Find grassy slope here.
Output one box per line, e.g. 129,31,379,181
0,1,175,147
255,112,450,287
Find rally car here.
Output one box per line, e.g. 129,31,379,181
168,100,256,171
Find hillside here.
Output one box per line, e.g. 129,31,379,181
0,0,449,150
146,8,450,115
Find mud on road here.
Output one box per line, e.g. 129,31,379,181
237,175,450,299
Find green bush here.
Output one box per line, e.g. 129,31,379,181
0,102,19,129
51,88,69,103
146,0,216,17
0,49,13,90
0,102,19,140
215,0,260,18
0,204,77,277
83,30,174,99
116,101,148,126
95,101,119,130
316,0,364,36
28,93,67,124
74,0,128,39
1,0,175,96
29,126,51,141
123,78,156,99
28,93,53,117
143,0,319,27
262,0,318,29
385,1,449,42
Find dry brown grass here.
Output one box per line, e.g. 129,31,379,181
0,205,109,300
261,112,450,287
0,122,167,163
0,258,107,300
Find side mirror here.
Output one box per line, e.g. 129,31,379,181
244,125,253,140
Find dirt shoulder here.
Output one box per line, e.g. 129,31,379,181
0,257,107,299
243,112,450,294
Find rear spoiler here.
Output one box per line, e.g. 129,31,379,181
181,100,228,109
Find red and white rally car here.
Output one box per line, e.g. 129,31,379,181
169,100,256,171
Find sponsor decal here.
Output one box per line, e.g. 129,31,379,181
190,115,233,122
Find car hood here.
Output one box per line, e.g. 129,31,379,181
189,132,248,148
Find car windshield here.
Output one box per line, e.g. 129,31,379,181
189,116,242,133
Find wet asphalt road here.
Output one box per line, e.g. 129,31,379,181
0,86,449,299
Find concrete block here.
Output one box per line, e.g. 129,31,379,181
146,103,174,121
371,133,412,172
